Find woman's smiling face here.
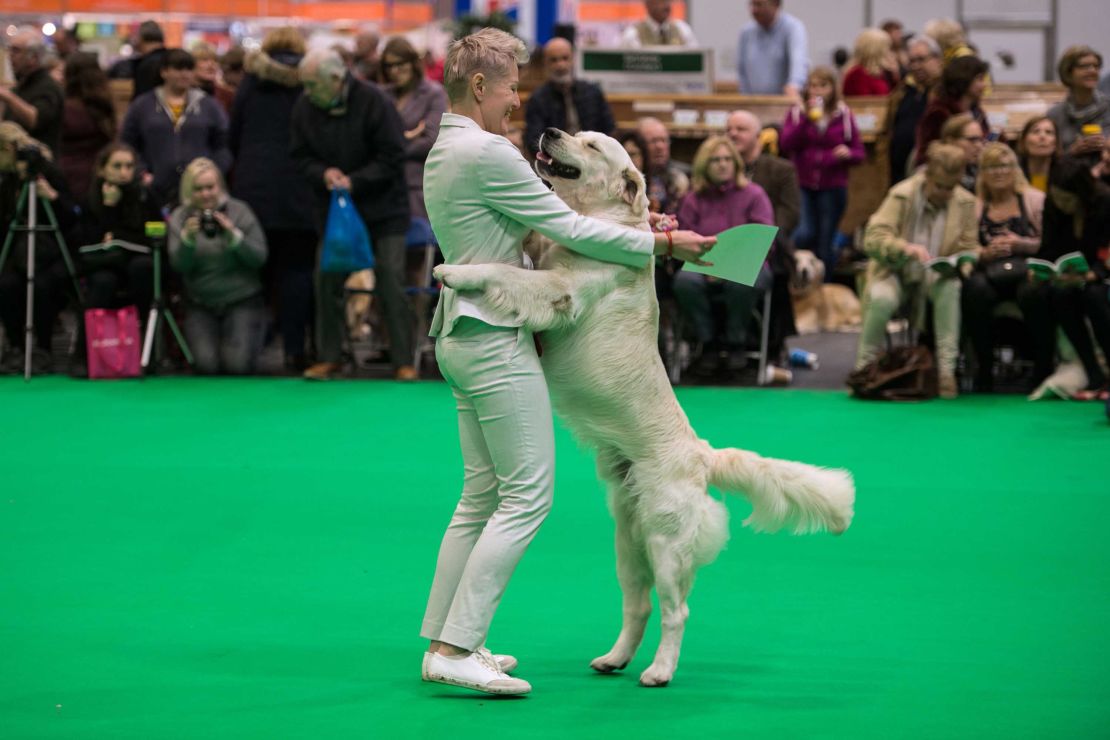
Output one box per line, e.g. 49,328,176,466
477,65,520,136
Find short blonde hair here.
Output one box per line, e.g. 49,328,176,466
975,143,1029,200
924,141,967,179
852,28,891,75
1057,45,1103,87
262,26,306,56
924,18,965,53
443,28,528,103
190,42,218,63
940,113,977,143
179,157,225,206
690,135,748,192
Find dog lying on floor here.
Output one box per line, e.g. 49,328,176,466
434,128,855,687
791,249,862,334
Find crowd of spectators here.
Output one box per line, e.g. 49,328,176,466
0,2,1108,411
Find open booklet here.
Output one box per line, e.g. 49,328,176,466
78,240,152,255
1026,251,1090,279
926,250,978,275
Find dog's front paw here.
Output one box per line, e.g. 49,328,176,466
590,653,629,674
433,265,483,291
638,663,673,687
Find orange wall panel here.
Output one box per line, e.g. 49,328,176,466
292,1,387,20
577,0,686,23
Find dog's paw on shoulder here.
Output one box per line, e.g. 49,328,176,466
433,264,480,290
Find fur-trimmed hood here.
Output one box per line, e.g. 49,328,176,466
245,50,302,88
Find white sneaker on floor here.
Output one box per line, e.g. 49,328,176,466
477,646,518,674
422,651,531,695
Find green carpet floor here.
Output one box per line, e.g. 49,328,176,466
1,377,1107,739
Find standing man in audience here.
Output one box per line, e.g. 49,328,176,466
726,109,800,236
877,35,944,185
524,37,615,156
0,27,64,156
130,21,169,100
854,143,979,399
352,30,381,83
621,0,698,47
737,0,808,99
290,49,415,381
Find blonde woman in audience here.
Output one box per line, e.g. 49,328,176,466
168,157,268,375
854,142,979,399
780,65,865,280
923,18,974,65
939,113,985,192
1048,46,1108,162
1016,116,1059,193
961,143,1044,391
842,27,897,97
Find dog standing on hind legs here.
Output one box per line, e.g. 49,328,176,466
435,128,855,686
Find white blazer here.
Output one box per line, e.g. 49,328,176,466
424,113,654,337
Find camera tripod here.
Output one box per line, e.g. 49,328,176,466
0,178,83,381
140,222,194,370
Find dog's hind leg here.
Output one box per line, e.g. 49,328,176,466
591,488,653,674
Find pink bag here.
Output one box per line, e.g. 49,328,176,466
85,306,142,379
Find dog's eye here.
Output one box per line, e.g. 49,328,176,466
586,142,599,150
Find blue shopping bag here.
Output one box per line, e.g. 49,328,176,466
320,188,374,273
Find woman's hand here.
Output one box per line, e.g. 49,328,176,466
35,176,58,202
656,230,716,265
102,231,114,243
832,144,853,161
212,210,236,233
102,182,121,207
324,167,352,191
404,120,426,140
902,242,931,263
1069,135,1105,156
649,212,678,232
182,215,201,242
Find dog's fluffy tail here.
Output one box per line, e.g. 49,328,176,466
708,448,855,535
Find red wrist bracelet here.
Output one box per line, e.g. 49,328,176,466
665,230,674,258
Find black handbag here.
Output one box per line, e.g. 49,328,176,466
983,257,1028,288
847,345,939,401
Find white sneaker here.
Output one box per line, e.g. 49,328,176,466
422,651,531,695
477,646,518,674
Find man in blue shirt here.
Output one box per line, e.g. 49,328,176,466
737,0,809,99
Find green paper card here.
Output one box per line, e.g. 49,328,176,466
681,224,778,286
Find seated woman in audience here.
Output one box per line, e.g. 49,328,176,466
842,28,897,97
961,143,1044,392
380,36,447,221
1091,136,1110,186
59,52,116,204
168,158,268,375
71,142,162,374
914,55,990,167
673,135,774,375
780,66,865,281
1017,116,1059,193
939,113,985,192
1047,46,1108,163
0,122,78,374
1016,157,1110,396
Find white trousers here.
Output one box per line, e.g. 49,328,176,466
856,270,962,375
420,318,555,651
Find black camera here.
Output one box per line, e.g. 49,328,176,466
15,144,46,177
200,209,220,239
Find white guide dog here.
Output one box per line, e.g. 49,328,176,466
434,129,855,687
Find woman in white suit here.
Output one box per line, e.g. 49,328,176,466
419,28,716,695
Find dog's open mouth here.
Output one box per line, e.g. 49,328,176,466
535,144,582,180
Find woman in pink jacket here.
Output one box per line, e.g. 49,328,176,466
780,66,865,281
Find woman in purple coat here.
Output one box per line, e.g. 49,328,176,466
674,135,775,376
780,66,865,280
379,36,447,220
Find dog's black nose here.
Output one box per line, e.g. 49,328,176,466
545,127,562,139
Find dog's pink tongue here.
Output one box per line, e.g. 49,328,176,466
537,151,553,164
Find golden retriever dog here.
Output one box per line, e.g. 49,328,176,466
434,129,855,687
791,249,862,334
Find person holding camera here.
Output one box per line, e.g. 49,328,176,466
168,157,267,375
0,122,78,374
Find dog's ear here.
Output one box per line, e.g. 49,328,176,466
619,167,648,213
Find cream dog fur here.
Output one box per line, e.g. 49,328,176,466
791,249,862,334
434,129,855,687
